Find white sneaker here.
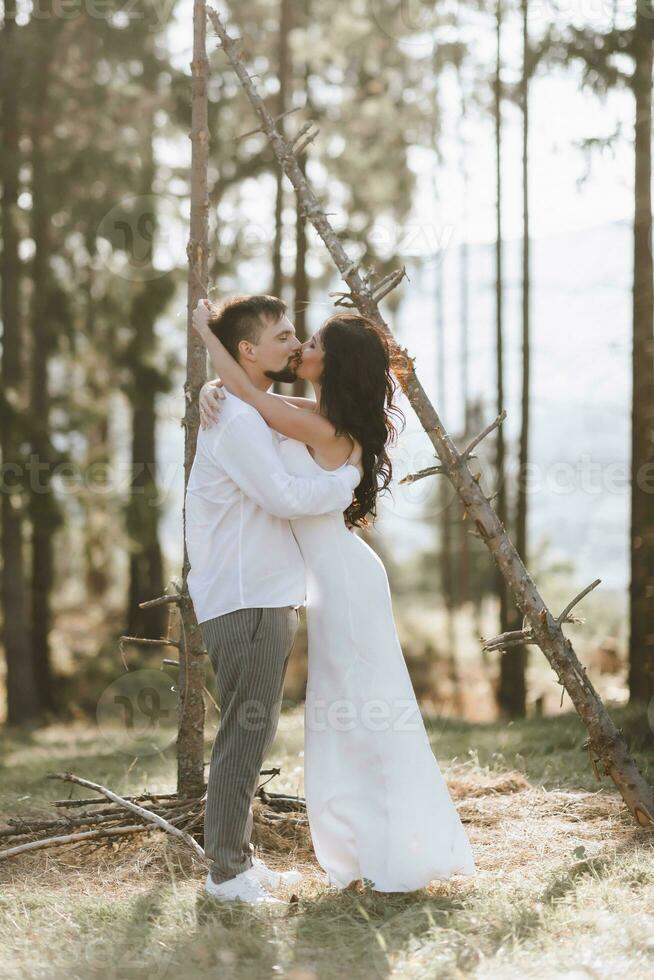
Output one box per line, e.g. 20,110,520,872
249,856,302,889
204,868,284,904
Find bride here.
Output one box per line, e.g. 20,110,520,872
192,297,476,892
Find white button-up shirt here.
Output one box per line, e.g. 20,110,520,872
184,390,360,623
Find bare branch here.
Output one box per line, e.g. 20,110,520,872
294,128,320,157
371,266,409,302
461,410,507,460
482,628,536,652
328,290,357,308
234,105,302,141
289,120,312,146
138,594,180,610
290,122,320,156
399,464,444,485
119,636,180,649
557,578,602,624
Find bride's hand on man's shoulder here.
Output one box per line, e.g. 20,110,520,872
192,298,216,340
199,378,225,429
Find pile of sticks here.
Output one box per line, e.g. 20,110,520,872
0,771,306,861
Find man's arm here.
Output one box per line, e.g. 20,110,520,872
212,411,360,520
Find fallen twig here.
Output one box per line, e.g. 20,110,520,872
0,824,152,860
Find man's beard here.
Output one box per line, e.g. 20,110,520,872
264,358,301,384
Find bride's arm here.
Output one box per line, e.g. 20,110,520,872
272,393,318,411
192,302,342,453
204,378,317,411
199,379,316,429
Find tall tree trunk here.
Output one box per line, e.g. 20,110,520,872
435,255,463,713
516,0,531,575
628,1,654,703
292,0,312,398
435,255,453,605
84,417,112,599
293,150,309,396
271,0,292,299
495,0,526,718
124,111,168,642
81,253,113,601
457,68,471,609
179,0,210,798
29,8,60,713
499,0,530,718
1,2,40,724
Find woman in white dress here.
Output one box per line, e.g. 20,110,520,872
193,297,476,892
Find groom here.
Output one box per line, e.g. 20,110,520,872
185,294,361,904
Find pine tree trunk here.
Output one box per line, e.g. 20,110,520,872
496,0,526,718
126,373,166,642
435,256,454,611
1,3,40,724
292,0,311,398
82,273,112,601
29,9,60,713
292,151,309,396
628,2,654,702
500,0,531,718
456,69,471,609
271,0,292,299
435,255,459,707
125,112,166,643
178,0,210,799
516,0,531,579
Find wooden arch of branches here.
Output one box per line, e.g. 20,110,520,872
130,2,654,831
202,7,654,829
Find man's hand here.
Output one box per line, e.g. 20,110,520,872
199,378,226,429
192,298,215,340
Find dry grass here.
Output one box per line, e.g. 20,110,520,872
1,703,653,979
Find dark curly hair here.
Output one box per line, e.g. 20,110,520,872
318,312,405,527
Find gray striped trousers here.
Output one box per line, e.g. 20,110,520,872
200,605,299,884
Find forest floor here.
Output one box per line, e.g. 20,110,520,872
1,701,653,979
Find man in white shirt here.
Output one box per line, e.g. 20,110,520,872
184,294,361,904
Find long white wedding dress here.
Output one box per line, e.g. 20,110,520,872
278,435,476,892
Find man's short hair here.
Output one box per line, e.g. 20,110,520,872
208,294,287,361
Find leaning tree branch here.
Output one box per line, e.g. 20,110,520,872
206,6,654,828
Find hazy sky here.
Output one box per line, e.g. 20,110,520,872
167,1,636,249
